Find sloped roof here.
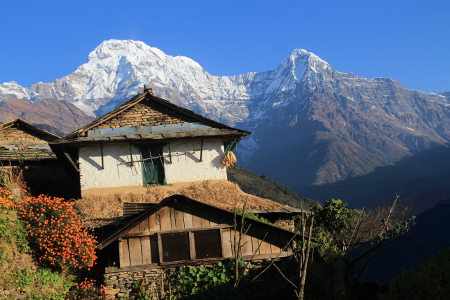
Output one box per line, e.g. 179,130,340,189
0,149,56,161
52,88,250,145
98,194,298,250
0,119,59,161
0,118,60,142
352,200,450,285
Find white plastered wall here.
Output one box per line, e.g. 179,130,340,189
79,140,227,190
162,140,227,183
79,143,143,190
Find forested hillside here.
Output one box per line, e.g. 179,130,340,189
227,165,317,208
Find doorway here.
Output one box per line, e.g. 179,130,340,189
139,146,165,186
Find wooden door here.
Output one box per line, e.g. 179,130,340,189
140,146,165,186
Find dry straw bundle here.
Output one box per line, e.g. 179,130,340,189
220,151,237,168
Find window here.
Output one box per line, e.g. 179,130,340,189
161,232,190,262
159,229,222,263
194,230,222,259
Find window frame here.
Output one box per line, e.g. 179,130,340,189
157,228,223,264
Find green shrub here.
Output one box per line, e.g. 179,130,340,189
381,247,450,300
0,207,29,261
231,208,276,226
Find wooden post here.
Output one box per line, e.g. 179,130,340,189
168,143,172,164
100,143,104,169
62,147,79,172
129,143,133,166
199,139,203,162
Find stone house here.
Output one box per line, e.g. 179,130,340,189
0,118,70,195
0,118,59,164
98,194,297,297
50,88,250,196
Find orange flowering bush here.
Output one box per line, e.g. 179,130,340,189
17,195,97,271
0,187,14,208
65,278,109,300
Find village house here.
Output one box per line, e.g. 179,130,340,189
0,118,71,195
50,87,250,196
97,194,298,297
0,118,59,164
50,87,302,297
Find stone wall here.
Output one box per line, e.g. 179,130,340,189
103,259,292,299
94,102,198,130
0,127,48,144
104,268,171,299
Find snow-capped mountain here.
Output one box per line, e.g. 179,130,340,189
1,39,450,212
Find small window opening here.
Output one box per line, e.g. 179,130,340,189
194,230,222,259
161,232,190,262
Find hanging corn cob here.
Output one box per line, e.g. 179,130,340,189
220,150,237,168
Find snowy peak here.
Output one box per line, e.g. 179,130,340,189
0,40,339,119
87,39,203,72
87,39,165,62
282,49,331,72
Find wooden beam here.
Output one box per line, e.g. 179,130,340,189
168,143,172,163
199,139,203,162
157,233,163,266
62,147,79,172
105,252,293,273
122,224,234,238
100,143,104,169
129,142,133,166
189,231,196,260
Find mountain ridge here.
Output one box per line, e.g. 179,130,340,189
0,98,95,135
1,39,449,212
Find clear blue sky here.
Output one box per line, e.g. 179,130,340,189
1,0,449,93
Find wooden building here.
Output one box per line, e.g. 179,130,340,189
98,195,297,273
50,88,250,195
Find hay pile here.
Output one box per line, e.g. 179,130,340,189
73,180,283,228
220,151,237,168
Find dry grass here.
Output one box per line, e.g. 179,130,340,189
73,180,283,228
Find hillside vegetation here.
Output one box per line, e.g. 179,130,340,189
0,177,107,299
227,165,317,208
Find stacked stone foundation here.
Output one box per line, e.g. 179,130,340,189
104,268,172,299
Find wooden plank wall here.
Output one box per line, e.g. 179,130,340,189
221,227,290,258
119,202,293,267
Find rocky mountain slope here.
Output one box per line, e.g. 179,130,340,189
0,98,94,135
1,39,449,212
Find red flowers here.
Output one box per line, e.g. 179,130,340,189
65,278,109,300
16,195,98,271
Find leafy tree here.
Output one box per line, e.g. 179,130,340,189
310,198,360,254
